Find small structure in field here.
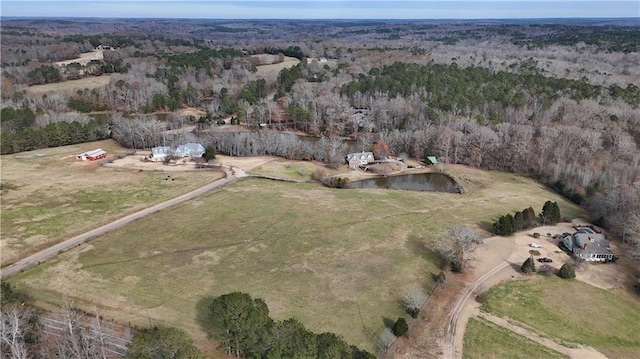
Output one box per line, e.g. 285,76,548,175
426,156,438,165
345,152,375,169
150,146,172,162
174,143,205,158
562,227,616,262
76,148,106,161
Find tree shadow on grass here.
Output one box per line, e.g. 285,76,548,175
406,234,446,269
382,317,395,328
478,220,495,233
195,295,216,337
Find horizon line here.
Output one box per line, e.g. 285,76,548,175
3,16,639,20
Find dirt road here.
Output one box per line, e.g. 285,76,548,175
443,261,509,359
0,168,245,280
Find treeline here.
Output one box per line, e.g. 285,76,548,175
512,25,640,53
208,292,374,359
0,117,111,154
341,62,639,116
159,47,245,71
263,45,305,61
493,201,561,235
1,104,111,154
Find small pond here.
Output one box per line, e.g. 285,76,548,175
346,173,461,193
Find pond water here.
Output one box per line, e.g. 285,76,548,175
346,173,461,193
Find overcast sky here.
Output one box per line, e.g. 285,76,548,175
2,1,639,19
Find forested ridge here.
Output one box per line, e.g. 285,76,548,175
1,18,639,356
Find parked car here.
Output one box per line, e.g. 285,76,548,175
537,257,553,263
529,243,541,248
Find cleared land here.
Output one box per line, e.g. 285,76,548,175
10,165,584,354
55,50,104,67
0,140,224,266
481,277,640,358
463,317,569,359
253,55,300,83
26,75,112,94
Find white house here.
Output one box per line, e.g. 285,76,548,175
345,152,375,167
174,143,205,158
150,146,172,162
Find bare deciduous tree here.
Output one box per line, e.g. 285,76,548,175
434,225,483,273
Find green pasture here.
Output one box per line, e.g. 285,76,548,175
1,140,224,265
11,168,585,352
481,277,640,358
463,317,569,359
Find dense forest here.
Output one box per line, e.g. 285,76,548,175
1,17,639,356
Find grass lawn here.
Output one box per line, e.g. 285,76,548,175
250,159,337,181
463,317,569,359
10,166,585,354
481,276,640,358
1,140,224,265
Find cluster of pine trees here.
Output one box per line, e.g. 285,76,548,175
493,201,561,235
208,292,374,359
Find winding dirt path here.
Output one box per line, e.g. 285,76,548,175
441,222,613,359
443,261,509,359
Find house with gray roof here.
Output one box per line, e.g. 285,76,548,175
345,152,375,168
174,143,205,158
562,227,616,262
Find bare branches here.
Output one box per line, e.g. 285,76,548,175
435,225,483,273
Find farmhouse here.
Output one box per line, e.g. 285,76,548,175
76,148,106,161
150,146,172,162
174,143,205,158
345,152,375,167
562,227,616,262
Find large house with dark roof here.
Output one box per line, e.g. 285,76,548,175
562,227,616,262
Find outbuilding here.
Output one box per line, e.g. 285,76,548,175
76,148,107,161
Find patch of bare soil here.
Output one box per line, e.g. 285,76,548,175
104,152,203,172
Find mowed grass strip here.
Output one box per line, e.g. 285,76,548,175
250,160,332,181
463,317,569,359
11,169,584,352
481,277,640,358
1,140,224,265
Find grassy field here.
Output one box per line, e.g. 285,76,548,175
1,140,224,265
463,317,569,359
9,165,584,353
25,75,112,94
250,159,338,181
481,276,640,358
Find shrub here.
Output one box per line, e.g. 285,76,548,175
392,317,408,337
406,307,420,319
521,256,536,274
324,177,348,188
538,264,555,276
532,232,541,238
435,271,446,284
558,262,576,279
529,250,541,256
310,168,326,181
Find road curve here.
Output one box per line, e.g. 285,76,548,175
1,169,244,280
443,261,510,359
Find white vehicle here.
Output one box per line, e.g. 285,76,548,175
529,242,541,248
